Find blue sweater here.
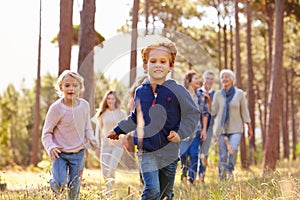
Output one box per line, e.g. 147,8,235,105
114,79,200,158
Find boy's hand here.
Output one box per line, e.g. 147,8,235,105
167,130,181,142
107,130,119,140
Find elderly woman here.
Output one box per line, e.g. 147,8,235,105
204,69,253,181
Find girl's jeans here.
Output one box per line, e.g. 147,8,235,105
101,145,124,190
139,153,178,200
50,149,85,200
218,133,241,180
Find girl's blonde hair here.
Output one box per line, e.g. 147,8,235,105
141,42,177,67
96,90,121,118
55,70,84,97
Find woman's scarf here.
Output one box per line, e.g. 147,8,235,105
216,86,235,135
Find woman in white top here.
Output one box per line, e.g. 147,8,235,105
96,90,127,193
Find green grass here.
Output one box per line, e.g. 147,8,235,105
0,160,299,200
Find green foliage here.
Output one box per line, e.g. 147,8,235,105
51,25,105,46
139,0,200,30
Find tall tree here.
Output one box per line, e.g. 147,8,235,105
246,0,256,163
59,0,73,75
264,0,274,141
129,0,140,87
31,0,42,166
144,0,150,36
235,0,247,168
282,69,289,159
262,0,285,173
229,16,234,71
235,0,242,88
78,0,96,115
290,69,297,160
216,0,223,71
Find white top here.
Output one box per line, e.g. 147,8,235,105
98,109,127,146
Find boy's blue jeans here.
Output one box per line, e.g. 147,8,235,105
50,149,85,200
218,133,241,180
139,153,178,200
179,132,199,182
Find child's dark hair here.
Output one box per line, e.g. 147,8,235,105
184,71,198,89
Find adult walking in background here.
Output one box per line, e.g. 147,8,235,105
179,71,209,184
204,69,253,181
197,70,216,183
95,90,127,194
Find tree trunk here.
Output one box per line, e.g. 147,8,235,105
223,23,228,69
78,0,96,116
144,0,150,36
235,0,242,88
31,0,42,167
246,0,256,165
264,0,274,141
59,0,73,75
216,0,222,71
129,0,139,87
290,70,297,160
256,84,265,158
235,0,247,168
262,0,284,173
122,0,140,170
282,69,289,159
262,33,268,149
229,18,234,71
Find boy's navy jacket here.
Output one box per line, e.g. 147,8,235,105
114,79,200,160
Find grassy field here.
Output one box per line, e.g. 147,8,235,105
0,160,299,200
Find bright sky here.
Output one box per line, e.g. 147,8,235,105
0,1,220,94
0,0,133,93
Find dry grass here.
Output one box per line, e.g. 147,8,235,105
0,160,299,200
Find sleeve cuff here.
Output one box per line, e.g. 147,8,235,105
113,126,127,135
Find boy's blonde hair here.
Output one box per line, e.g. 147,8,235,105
55,70,84,97
141,42,177,67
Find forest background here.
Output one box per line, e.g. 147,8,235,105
0,0,299,198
